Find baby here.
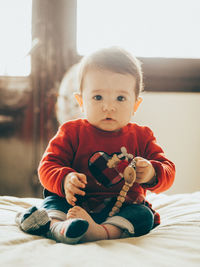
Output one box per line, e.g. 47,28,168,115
16,47,175,244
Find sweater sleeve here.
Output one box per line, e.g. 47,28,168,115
38,123,76,197
140,127,175,193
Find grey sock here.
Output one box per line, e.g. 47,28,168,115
47,218,89,244
15,206,51,235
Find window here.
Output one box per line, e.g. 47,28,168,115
77,0,200,92
0,0,32,76
77,0,200,59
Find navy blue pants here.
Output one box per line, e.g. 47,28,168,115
41,191,154,237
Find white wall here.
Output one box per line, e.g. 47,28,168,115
134,92,200,195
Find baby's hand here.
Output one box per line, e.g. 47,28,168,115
63,172,87,206
134,157,156,185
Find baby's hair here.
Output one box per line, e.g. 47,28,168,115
78,46,143,98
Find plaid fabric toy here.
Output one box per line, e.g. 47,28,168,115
88,151,125,187
89,151,136,216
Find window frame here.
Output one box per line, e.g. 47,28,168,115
0,0,200,93
140,57,200,92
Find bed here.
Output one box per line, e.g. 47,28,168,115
0,192,200,267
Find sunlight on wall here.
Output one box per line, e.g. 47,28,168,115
134,92,200,194
77,0,200,58
0,0,32,76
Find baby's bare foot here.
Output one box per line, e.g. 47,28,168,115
67,206,107,242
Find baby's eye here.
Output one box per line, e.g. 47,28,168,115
117,96,126,101
93,95,102,101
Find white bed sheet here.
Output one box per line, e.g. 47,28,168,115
0,192,200,267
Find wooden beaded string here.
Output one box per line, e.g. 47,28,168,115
108,159,136,217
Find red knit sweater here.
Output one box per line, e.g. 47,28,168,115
38,119,175,221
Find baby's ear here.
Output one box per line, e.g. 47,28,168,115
74,93,83,108
134,97,143,113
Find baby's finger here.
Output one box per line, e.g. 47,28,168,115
134,156,143,163
66,191,77,206
68,183,85,197
135,171,144,179
136,166,148,174
135,158,149,168
137,161,148,168
70,174,86,188
77,173,87,185
135,177,145,184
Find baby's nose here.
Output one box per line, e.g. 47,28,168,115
102,102,116,112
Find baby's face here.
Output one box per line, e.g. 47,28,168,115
80,68,137,132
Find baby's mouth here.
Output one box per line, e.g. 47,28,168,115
103,117,115,122
105,117,115,121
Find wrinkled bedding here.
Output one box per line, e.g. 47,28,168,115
0,192,200,267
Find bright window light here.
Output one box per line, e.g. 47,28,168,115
77,0,200,58
0,0,32,76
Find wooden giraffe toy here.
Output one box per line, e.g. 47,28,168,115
107,155,136,217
